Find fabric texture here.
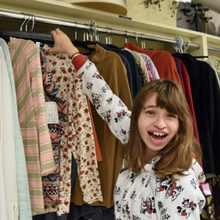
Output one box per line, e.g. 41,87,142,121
201,174,220,220
173,57,200,145
42,47,102,216
173,53,220,175
208,55,220,80
97,42,141,99
8,38,55,215
115,157,205,219
0,46,19,220
124,42,181,86
40,49,67,202
123,48,150,85
71,44,133,208
0,38,32,220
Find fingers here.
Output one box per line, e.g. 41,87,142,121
50,28,62,38
55,28,62,34
48,28,78,56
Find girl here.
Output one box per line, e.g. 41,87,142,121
48,28,206,219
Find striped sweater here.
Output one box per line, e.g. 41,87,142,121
8,38,55,215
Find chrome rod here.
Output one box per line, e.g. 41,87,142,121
0,10,201,49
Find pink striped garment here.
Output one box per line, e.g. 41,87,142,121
8,38,55,216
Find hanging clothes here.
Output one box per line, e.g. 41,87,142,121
40,49,67,202
71,43,133,209
204,59,220,87
139,52,160,81
124,42,182,86
0,45,19,220
201,174,220,220
208,55,220,80
42,46,102,216
123,48,150,85
8,37,55,215
97,42,141,99
0,38,32,220
173,53,220,176
173,57,200,144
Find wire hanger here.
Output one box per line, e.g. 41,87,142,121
0,14,54,45
125,31,128,44
141,34,146,49
135,32,138,46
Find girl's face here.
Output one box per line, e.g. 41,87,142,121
138,92,179,160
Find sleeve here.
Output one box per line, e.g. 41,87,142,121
156,160,206,220
75,58,131,145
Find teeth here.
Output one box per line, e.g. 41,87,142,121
152,132,166,136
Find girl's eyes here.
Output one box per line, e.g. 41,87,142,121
145,110,178,119
167,113,178,119
145,110,155,115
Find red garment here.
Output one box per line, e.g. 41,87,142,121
72,54,87,71
124,42,182,86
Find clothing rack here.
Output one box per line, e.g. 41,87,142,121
0,10,201,49
208,46,220,53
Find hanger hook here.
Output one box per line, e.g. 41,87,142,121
108,28,113,45
141,34,146,49
30,14,35,32
105,28,109,44
125,31,128,43
173,36,184,53
86,32,89,41
183,38,190,53
20,14,29,31
135,32,138,45
25,15,31,32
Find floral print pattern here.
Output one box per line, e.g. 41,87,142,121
42,46,103,215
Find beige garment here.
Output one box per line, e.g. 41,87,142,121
208,55,220,81
127,49,150,85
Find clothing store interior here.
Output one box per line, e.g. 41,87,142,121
0,0,219,219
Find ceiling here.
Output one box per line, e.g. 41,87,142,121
192,0,220,13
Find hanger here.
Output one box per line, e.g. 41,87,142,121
0,29,54,44
135,32,138,46
0,14,54,46
73,40,96,55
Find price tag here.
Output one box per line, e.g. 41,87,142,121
201,183,212,196
45,102,59,124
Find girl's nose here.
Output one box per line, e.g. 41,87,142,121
153,116,166,129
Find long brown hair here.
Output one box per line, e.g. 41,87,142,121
123,78,202,179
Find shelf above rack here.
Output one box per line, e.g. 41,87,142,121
0,0,219,55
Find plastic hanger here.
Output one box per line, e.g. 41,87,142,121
73,39,95,55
